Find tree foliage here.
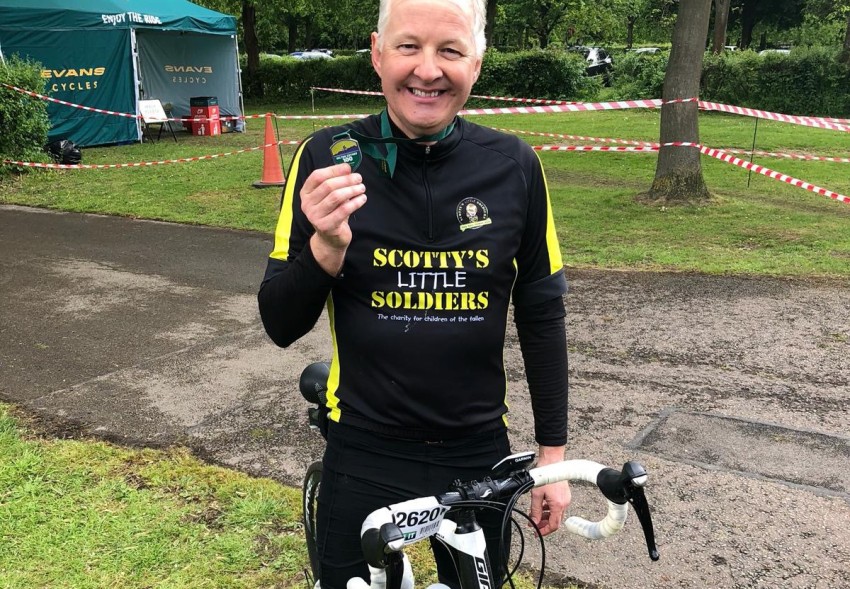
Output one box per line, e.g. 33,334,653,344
0,56,51,175
193,0,847,56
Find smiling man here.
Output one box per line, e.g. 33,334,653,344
258,1,571,587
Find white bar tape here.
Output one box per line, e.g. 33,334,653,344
565,501,629,539
528,459,630,540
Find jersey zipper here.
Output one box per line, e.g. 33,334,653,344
422,145,434,242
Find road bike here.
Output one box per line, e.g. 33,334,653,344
298,362,659,589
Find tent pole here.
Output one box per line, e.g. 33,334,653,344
130,28,143,142
233,33,246,131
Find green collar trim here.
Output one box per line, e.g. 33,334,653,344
331,110,456,178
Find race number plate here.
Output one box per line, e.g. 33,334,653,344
387,497,450,544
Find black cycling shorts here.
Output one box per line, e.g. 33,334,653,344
316,421,512,589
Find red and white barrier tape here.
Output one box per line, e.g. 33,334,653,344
533,145,658,153
309,86,576,105
0,83,262,122
532,141,698,152
470,94,575,105
2,83,142,119
4,136,846,205
311,87,850,131
310,87,381,97
698,101,850,132
274,113,370,120
2,140,300,169
506,128,850,162
497,128,657,146
458,99,659,115
7,81,847,132
699,146,849,205
709,147,850,163
531,142,848,204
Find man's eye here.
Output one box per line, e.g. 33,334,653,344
442,48,463,58
398,44,417,52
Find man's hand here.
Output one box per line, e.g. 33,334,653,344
529,445,571,536
301,163,367,275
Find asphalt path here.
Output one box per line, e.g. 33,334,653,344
1,204,848,588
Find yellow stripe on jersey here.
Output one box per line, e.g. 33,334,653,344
536,152,564,274
325,294,343,422
270,137,313,261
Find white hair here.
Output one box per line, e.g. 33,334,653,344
376,0,487,58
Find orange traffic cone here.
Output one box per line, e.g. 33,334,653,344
253,113,286,188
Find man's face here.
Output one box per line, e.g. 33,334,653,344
466,203,478,218
371,0,481,138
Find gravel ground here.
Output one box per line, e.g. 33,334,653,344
1,205,847,588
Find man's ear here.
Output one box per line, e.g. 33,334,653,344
371,32,382,77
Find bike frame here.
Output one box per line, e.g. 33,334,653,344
435,508,497,589
298,363,658,589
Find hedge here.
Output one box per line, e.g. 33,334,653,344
251,50,597,104
701,47,850,118
248,47,850,118
610,51,668,100
0,55,50,175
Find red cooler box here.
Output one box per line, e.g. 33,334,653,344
190,96,220,136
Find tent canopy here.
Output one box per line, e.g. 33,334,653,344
0,0,236,35
0,0,242,147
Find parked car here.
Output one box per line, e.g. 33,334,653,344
758,49,791,56
568,46,613,79
632,47,662,55
290,50,333,60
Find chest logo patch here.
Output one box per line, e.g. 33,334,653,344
456,197,492,232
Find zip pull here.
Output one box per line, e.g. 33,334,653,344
424,146,431,155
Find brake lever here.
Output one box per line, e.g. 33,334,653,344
596,461,659,561
622,461,660,561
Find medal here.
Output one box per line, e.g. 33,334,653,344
329,133,363,171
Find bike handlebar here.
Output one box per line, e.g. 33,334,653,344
360,455,659,566
297,362,661,585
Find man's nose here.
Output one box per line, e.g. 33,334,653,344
413,50,442,82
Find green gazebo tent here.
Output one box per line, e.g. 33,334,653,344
0,0,244,146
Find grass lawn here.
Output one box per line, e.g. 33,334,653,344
0,404,306,588
2,98,848,277
0,404,554,589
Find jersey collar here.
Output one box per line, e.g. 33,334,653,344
334,110,459,178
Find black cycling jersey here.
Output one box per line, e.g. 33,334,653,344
259,114,568,445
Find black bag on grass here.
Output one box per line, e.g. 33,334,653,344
44,139,82,165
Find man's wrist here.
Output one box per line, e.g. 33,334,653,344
309,233,346,277
537,444,566,466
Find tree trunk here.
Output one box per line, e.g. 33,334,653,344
839,12,850,63
305,19,315,50
627,16,636,49
739,0,759,49
712,0,731,54
287,17,298,53
241,1,263,98
640,0,712,205
485,0,498,49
